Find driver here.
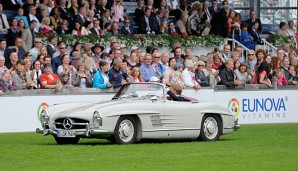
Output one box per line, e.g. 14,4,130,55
167,83,188,101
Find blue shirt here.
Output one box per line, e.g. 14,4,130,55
93,69,110,89
140,63,158,82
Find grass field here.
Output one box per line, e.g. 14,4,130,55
0,124,298,171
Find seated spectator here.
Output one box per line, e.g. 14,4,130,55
0,71,18,93
254,49,266,71
56,20,70,35
167,83,188,102
72,21,89,36
86,10,95,24
235,62,253,84
100,9,112,29
40,63,60,89
6,52,18,70
152,52,164,79
201,20,211,36
112,0,124,22
0,4,9,34
240,22,255,50
212,52,223,70
253,61,272,87
27,5,41,33
280,57,290,80
49,7,62,30
182,60,201,90
139,7,154,34
219,59,243,88
176,13,188,35
18,19,26,34
245,50,257,72
275,69,288,86
93,61,112,89
277,21,291,37
0,55,7,76
102,22,112,36
84,21,93,35
127,51,140,69
111,22,119,35
39,17,56,35
168,0,183,19
159,21,168,34
119,18,134,35
140,54,158,82
287,66,298,85
130,67,144,82
11,60,36,90
195,60,209,87
168,20,181,35
29,38,43,62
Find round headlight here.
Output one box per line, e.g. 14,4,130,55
40,110,49,125
93,111,102,128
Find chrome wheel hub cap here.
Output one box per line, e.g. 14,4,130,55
203,117,218,139
118,120,134,142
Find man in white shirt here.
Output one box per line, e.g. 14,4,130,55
27,5,41,33
29,38,42,62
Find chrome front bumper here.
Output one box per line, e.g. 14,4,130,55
36,124,113,137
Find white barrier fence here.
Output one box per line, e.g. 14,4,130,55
0,88,297,133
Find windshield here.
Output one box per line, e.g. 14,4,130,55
113,83,165,100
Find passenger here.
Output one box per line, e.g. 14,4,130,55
167,83,188,101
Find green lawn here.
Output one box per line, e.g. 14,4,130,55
0,124,297,171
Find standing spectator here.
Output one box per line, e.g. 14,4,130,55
234,63,253,84
30,60,42,88
112,0,124,22
130,67,144,82
134,0,145,25
89,0,101,19
182,60,201,90
0,4,9,34
109,58,129,88
40,63,60,89
210,5,229,38
203,1,212,22
59,0,74,29
140,54,158,82
6,19,21,47
15,8,29,28
27,5,41,33
245,10,262,33
0,71,18,93
11,60,36,90
76,61,92,88
188,3,205,36
219,59,243,88
93,61,112,89
119,18,133,35
22,20,37,52
253,61,272,87
46,35,57,58
68,0,79,17
209,0,219,17
167,0,182,19
29,38,42,62
75,5,87,25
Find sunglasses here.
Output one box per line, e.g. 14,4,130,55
248,54,254,56
198,65,205,67
154,56,160,58
35,41,41,43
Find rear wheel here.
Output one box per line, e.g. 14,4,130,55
199,114,222,141
54,136,80,145
114,116,137,144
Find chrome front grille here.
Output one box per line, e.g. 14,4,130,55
54,118,89,130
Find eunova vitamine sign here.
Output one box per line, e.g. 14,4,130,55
215,91,294,124
0,89,297,133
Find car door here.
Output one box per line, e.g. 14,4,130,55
164,100,200,129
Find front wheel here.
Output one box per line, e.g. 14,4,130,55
114,116,137,144
54,136,80,145
199,114,222,141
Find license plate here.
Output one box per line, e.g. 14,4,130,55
57,130,76,137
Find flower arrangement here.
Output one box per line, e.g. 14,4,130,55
266,35,297,48
37,34,224,48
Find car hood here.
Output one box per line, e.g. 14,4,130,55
48,100,126,118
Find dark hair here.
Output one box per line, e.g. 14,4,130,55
84,21,92,28
256,61,270,83
279,21,286,28
74,21,82,30
99,61,108,67
168,58,176,66
32,60,41,67
44,55,52,61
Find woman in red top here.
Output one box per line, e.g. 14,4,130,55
40,63,60,89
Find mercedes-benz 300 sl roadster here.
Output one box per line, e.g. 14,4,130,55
36,83,239,144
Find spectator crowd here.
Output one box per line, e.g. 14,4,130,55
0,0,297,95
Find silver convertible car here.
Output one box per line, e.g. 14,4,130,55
36,83,239,144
